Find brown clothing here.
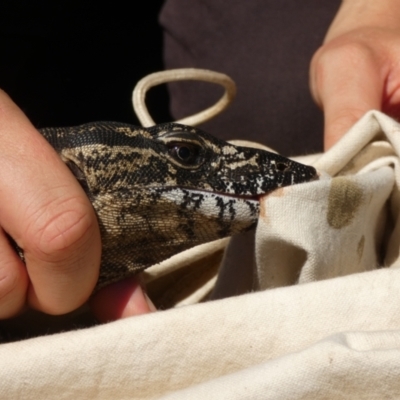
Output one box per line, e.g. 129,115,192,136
160,0,341,155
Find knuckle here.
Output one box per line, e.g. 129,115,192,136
312,37,376,79
310,35,381,110
24,195,96,262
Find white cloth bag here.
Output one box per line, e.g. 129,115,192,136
2,110,400,399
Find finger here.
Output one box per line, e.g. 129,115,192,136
310,42,384,150
0,90,101,314
0,228,28,318
90,277,156,322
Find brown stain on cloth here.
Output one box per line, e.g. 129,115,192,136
259,187,286,223
327,177,364,229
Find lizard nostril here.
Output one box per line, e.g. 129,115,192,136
276,162,289,172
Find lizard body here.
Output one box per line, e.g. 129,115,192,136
39,122,317,289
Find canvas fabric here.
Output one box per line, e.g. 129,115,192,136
1,110,400,399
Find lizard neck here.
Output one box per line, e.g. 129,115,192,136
94,187,259,289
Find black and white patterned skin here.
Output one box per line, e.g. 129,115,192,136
39,122,317,289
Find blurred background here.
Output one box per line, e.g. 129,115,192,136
0,1,170,128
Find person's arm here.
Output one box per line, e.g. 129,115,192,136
0,90,154,321
310,0,400,150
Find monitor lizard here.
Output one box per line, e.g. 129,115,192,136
37,121,317,290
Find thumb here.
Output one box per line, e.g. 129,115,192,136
310,44,383,150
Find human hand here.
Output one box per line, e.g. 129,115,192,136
310,0,400,150
0,90,154,321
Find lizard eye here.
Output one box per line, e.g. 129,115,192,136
167,142,202,166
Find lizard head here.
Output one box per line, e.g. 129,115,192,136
42,122,317,287
146,122,317,195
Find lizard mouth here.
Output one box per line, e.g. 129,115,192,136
218,192,260,201
166,187,261,201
